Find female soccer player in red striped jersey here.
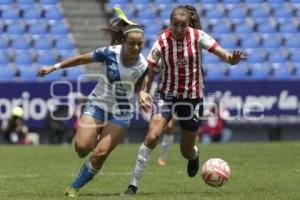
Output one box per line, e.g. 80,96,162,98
123,5,246,195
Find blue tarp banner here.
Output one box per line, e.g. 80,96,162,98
1,80,300,128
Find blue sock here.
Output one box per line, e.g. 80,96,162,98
71,160,98,190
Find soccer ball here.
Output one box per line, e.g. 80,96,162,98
201,158,230,187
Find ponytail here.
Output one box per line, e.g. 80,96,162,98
102,18,130,45
184,5,202,30
102,7,143,45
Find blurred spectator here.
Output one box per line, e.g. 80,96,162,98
197,105,232,144
45,105,72,144
1,106,31,144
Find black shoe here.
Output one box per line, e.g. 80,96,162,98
187,147,199,177
121,185,137,196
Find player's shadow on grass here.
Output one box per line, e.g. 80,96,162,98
80,190,235,197
80,192,123,197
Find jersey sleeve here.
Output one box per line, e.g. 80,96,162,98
92,47,108,62
147,40,161,68
198,30,219,53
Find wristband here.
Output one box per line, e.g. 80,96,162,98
54,63,62,70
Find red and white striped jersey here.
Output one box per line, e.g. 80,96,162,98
147,27,218,98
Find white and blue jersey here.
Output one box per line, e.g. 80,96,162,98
87,45,147,117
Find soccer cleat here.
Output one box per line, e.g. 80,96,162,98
187,146,199,177
65,187,79,198
157,158,166,166
121,185,137,195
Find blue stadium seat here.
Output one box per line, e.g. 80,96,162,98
227,67,248,80
211,23,231,35
0,68,15,81
11,38,30,51
0,53,9,67
240,37,260,50
0,24,3,35
201,0,219,9
235,23,254,35
144,24,162,35
58,51,76,60
40,0,59,7
160,8,173,25
137,10,158,25
55,38,75,50
250,9,270,23
23,8,43,25
257,22,276,36
6,23,25,37
251,66,269,80
290,52,300,65
28,23,48,38
131,0,151,10
50,23,69,38
37,53,56,66
16,0,36,9
44,9,64,25
222,0,242,9
42,70,63,81
268,51,287,64
266,0,286,7
295,70,300,79
34,38,53,51
247,52,265,64
1,8,20,24
176,0,197,4
244,0,264,8
65,67,86,80
227,9,247,23
0,0,13,9
205,69,225,80
203,55,221,64
0,38,8,50
279,22,298,34
206,9,225,23
18,68,38,81
273,8,292,23
284,37,300,49
262,38,281,49
217,35,238,49
153,0,173,10
14,53,33,68
272,67,292,80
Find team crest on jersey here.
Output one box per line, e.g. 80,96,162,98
131,70,139,80
176,58,187,66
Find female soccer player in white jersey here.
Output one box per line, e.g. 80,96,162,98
123,5,246,194
38,13,148,197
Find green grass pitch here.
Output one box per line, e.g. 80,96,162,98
0,142,299,200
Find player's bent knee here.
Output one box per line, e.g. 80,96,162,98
75,142,91,158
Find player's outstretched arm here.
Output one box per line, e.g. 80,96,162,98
37,53,93,77
212,46,246,65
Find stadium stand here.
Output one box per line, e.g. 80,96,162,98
0,0,299,81
103,0,300,80
0,0,85,81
